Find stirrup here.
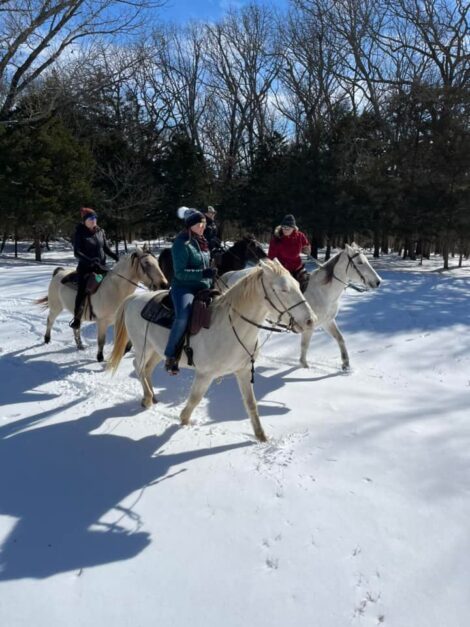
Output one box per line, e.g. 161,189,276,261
165,357,179,375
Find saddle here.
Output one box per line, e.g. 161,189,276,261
61,271,105,295
292,266,310,293
141,288,220,336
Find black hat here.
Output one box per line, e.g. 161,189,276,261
281,214,296,228
183,208,205,228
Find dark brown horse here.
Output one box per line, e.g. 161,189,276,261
158,234,267,283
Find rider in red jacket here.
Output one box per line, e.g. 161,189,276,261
268,214,311,274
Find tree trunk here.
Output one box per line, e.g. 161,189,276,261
381,233,388,255
0,231,7,253
442,238,449,270
34,229,42,262
373,228,380,258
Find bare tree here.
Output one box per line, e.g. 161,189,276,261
0,0,163,123
203,4,281,180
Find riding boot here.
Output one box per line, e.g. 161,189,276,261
70,293,85,329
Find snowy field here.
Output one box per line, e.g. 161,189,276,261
1,243,469,627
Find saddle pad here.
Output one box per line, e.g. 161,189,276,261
61,271,79,287
141,292,174,328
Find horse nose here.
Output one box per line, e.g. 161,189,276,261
376,279,381,287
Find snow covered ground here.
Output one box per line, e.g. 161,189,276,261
1,243,469,627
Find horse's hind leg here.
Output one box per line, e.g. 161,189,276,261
44,291,63,344
235,368,266,442
299,327,314,368
96,318,111,362
134,346,161,408
324,319,349,370
44,308,61,344
180,371,213,426
143,351,162,405
73,327,85,350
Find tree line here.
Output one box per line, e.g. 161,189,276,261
0,0,468,268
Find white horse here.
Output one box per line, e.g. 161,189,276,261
217,244,381,370
35,247,168,362
108,259,316,442
299,244,381,369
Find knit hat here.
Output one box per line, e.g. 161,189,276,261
281,214,296,228
177,206,205,228
80,207,97,220
203,205,216,215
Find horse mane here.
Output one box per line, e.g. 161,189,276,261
318,250,343,284
214,259,287,310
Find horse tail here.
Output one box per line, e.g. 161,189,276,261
34,295,49,310
108,300,129,374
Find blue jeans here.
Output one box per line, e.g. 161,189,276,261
164,286,199,359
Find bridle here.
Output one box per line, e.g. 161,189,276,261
107,252,162,290
332,251,369,293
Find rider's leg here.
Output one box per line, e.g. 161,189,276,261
70,269,87,329
164,287,195,373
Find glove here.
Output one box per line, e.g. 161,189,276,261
202,267,217,279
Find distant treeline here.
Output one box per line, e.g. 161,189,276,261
0,0,468,268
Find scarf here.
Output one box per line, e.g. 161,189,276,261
191,232,209,252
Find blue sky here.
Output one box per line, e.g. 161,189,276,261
158,0,288,24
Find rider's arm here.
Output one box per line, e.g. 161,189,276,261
300,232,311,256
102,231,118,261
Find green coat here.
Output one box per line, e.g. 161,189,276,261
171,231,212,290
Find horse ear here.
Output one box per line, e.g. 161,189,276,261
134,245,143,256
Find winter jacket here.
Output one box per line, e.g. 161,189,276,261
73,223,118,270
268,226,310,273
203,217,221,251
171,231,212,290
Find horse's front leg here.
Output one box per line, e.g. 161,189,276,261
96,318,110,362
235,368,266,442
180,371,213,426
324,319,349,370
299,326,314,368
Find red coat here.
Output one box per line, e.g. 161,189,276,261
268,229,310,273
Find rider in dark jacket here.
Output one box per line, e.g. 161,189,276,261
202,206,221,253
69,207,118,329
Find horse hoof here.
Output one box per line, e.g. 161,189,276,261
77,344,85,351
97,353,104,362
256,430,267,443
44,335,50,344
152,395,158,404
141,399,152,409
342,363,350,372
300,360,309,368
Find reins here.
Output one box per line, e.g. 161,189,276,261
226,272,308,383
